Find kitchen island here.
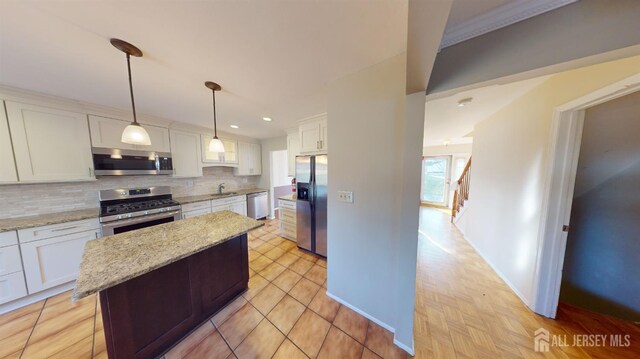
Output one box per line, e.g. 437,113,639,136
74,210,262,359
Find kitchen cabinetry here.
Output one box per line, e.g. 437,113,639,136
89,115,171,152
212,195,247,216
170,129,203,177
201,134,238,165
181,200,212,219
298,114,327,154
18,219,101,294
181,195,247,219
0,101,18,183
0,231,26,305
286,130,300,177
5,101,94,182
234,142,262,176
278,198,296,240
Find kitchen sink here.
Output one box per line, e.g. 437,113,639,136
211,192,238,197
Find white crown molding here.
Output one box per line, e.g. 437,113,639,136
440,0,578,49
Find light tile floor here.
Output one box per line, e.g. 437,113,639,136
1,210,638,358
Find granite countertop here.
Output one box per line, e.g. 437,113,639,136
278,194,297,202
0,208,100,232
175,188,268,205
73,211,263,300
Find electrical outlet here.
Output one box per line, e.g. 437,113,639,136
337,191,354,203
186,180,194,188
242,178,248,184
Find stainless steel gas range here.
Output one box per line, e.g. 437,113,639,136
99,186,181,236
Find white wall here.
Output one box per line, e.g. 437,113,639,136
258,136,288,218
327,53,422,352
464,55,640,309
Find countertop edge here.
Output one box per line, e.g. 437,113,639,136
72,213,263,300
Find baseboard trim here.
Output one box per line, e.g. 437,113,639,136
326,290,415,355
325,291,395,332
393,337,415,356
461,234,532,308
0,281,75,315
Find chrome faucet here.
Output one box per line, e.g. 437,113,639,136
218,183,225,194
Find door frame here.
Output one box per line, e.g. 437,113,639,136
420,155,452,207
533,73,640,318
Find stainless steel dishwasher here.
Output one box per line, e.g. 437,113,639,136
247,191,268,219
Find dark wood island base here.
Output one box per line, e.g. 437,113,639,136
99,234,249,359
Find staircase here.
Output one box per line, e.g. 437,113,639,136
451,157,471,222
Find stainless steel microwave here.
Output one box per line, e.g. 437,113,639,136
92,147,173,175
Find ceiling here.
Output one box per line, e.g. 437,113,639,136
574,90,640,197
423,75,548,147
446,0,512,29
0,1,408,139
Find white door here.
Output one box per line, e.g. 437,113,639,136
170,129,202,177
287,133,300,177
20,229,99,294
299,122,321,153
420,156,451,206
6,101,94,182
0,101,18,183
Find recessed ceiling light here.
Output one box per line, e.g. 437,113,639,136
262,117,272,122
230,125,239,129
457,97,473,107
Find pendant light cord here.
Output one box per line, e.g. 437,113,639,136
126,53,138,124
212,89,218,138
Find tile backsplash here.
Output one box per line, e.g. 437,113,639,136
0,167,258,219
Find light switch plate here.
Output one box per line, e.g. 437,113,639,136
337,191,354,203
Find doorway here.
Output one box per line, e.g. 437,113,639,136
534,73,640,318
420,156,451,206
270,149,291,218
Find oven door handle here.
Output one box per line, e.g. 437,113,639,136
101,210,181,229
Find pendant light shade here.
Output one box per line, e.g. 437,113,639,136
121,122,151,145
209,137,225,152
111,38,151,146
205,81,225,153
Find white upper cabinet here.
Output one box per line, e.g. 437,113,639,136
234,142,262,176
299,114,327,154
286,130,300,177
201,134,238,165
5,101,94,182
89,115,170,152
0,101,18,183
170,129,202,177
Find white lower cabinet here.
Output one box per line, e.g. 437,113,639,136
212,195,247,216
279,199,297,240
0,272,27,305
229,201,247,216
182,208,211,219
20,229,100,294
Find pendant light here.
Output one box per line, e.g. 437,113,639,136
111,38,151,146
205,81,225,153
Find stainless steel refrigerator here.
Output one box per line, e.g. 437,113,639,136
296,154,327,257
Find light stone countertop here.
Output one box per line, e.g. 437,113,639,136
0,208,100,232
175,188,268,205
278,194,297,202
73,210,263,300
